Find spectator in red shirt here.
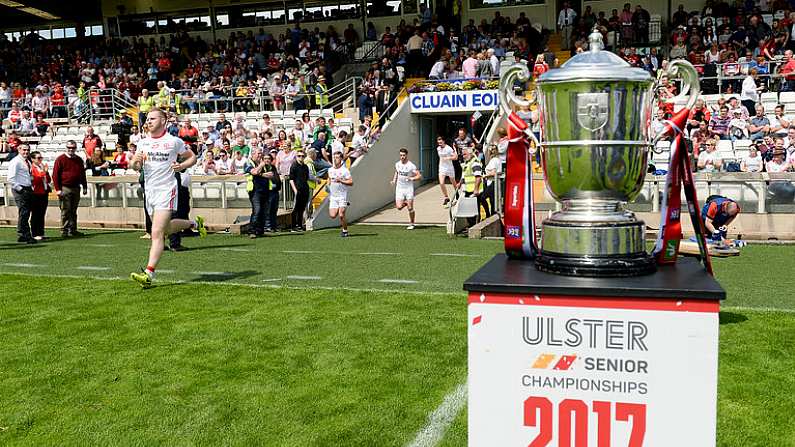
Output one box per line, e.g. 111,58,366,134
29,150,51,240
780,50,795,91
178,117,199,151
52,141,88,237
82,127,103,158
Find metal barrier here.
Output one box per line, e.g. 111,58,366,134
474,172,795,218
0,175,298,211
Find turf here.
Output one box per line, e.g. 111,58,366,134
0,275,467,446
1,226,794,445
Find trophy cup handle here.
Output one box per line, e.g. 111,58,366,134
661,59,701,111
499,64,541,148
651,60,701,151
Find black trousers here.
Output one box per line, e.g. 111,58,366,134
12,187,33,240
291,188,309,229
30,193,48,237
266,190,279,231
482,182,495,217
169,184,191,248
250,190,268,235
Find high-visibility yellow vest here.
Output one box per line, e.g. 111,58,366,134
138,95,155,112
245,160,255,192
172,94,182,114
157,92,170,109
315,83,328,107
462,157,483,193
306,158,317,191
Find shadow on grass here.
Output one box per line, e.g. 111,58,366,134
720,311,749,325
344,233,378,238
192,269,260,282
180,243,253,252
0,243,45,250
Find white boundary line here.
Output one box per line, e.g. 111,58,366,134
286,275,322,280
0,271,458,296
3,270,795,311
77,266,111,271
429,253,479,258
2,263,44,268
406,382,467,447
377,279,419,284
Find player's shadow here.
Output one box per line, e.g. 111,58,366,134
719,311,748,325
0,242,45,250
181,243,252,252
192,270,259,282
344,233,377,238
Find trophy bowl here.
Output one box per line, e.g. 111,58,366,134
534,31,656,276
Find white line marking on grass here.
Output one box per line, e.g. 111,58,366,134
723,305,795,314
77,266,111,271
359,252,401,256
377,279,419,284
87,244,114,248
407,382,467,447
220,247,252,252
261,278,282,282
2,263,44,268
157,269,175,274
286,275,322,280
194,271,232,276
282,250,321,254
0,271,462,296
429,253,480,258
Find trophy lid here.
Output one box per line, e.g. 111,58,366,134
538,30,652,83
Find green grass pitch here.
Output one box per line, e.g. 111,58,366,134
0,226,793,445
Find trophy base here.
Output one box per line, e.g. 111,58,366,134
537,219,656,277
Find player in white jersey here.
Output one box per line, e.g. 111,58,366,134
436,136,458,207
391,148,422,229
129,109,207,288
327,151,354,237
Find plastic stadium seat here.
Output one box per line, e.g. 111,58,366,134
717,140,733,152
322,108,333,116
735,149,750,160
779,91,795,103
734,139,752,149
761,92,778,103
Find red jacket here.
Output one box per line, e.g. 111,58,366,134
31,164,51,195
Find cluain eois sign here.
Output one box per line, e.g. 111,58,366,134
468,293,719,446
409,90,499,113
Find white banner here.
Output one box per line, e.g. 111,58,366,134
468,294,719,447
409,90,499,114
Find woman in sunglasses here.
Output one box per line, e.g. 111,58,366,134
29,150,51,240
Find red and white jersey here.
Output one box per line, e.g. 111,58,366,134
139,131,187,192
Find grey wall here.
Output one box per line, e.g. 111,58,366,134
312,100,419,229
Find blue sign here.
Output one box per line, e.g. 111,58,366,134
409,90,500,114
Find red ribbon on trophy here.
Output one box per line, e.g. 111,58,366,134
651,108,714,275
503,112,538,259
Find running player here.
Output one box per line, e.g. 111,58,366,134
327,151,353,237
391,148,421,229
436,135,457,207
130,108,207,288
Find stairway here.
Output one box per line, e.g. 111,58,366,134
547,33,572,66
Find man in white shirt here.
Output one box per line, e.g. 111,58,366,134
487,49,499,76
327,151,353,237
7,144,35,243
558,1,577,50
391,148,422,230
429,59,446,79
330,130,347,159
129,108,207,289
215,150,234,174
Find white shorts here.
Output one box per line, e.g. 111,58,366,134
395,187,414,202
329,196,348,210
439,167,455,178
145,185,178,216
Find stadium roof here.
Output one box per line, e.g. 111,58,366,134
0,0,101,28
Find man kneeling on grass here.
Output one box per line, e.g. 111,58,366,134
129,108,207,289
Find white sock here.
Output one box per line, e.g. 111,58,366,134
145,268,156,280
190,219,197,228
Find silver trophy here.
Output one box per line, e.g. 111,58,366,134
532,31,656,276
